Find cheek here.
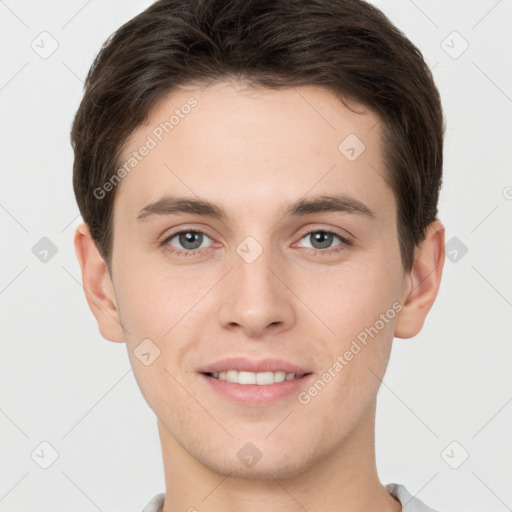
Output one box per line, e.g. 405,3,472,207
296,256,402,393
296,270,398,421
304,258,400,331
113,259,195,340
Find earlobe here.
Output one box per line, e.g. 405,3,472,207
394,219,445,339
73,222,125,343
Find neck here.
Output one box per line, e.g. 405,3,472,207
158,399,401,512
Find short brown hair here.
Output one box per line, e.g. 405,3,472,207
71,0,444,273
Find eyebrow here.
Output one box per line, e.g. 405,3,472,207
136,193,376,222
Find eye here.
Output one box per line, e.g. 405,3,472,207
297,229,352,254
160,227,352,258
161,229,213,256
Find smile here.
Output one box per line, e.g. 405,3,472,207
204,370,307,385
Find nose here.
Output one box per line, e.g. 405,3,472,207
217,240,295,338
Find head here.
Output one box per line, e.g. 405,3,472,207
72,0,445,480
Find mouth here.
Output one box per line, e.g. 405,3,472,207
199,370,315,406
202,370,312,385
198,357,314,405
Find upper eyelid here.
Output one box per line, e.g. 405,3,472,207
300,227,351,240
162,227,214,243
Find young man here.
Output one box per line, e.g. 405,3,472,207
71,0,445,510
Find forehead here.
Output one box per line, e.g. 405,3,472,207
113,80,393,223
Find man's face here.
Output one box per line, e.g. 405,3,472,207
109,80,410,478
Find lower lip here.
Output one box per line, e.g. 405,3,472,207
199,373,314,407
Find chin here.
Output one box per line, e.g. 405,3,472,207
200,451,310,481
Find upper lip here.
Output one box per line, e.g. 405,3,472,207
198,357,312,376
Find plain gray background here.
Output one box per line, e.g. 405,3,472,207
1,1,511,510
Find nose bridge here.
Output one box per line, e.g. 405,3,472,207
234,233,281,304
218,233,294,335
237,236,276,292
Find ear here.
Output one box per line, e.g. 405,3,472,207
394,219,445,339
73,222,125,343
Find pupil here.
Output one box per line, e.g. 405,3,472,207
180,232,201,249
312,232,332,249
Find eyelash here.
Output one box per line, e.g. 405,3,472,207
160,227,353,258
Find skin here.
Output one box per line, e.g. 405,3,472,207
74,79,445,512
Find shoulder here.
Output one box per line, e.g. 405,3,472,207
385,483,441,512
140,492,165,512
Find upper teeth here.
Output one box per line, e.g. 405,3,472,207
212,370,298,385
